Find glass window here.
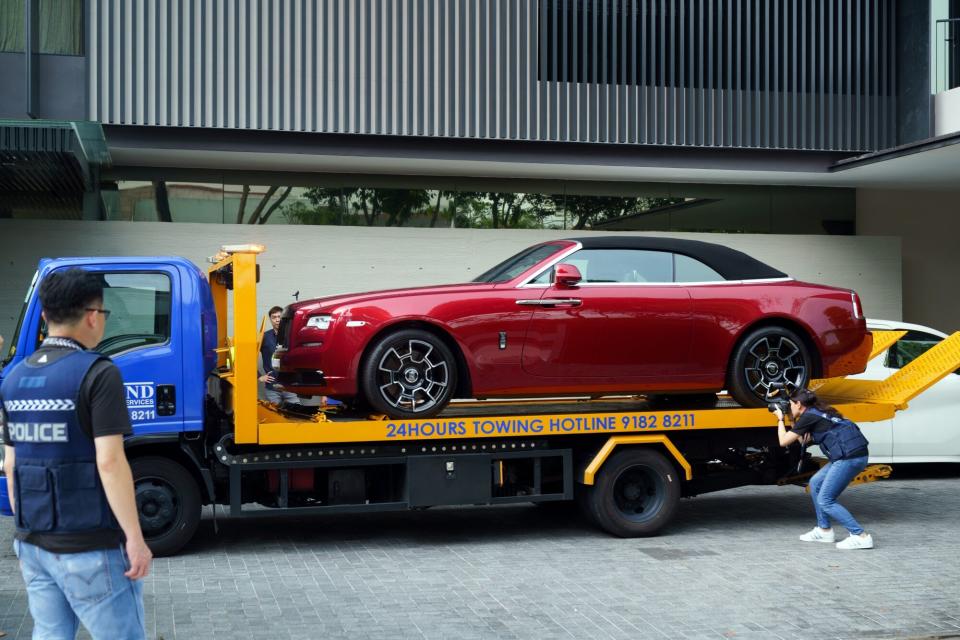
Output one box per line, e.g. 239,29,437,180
884,331,943,370
674,254,725,283
96,273,172,356
473,244,564,283
1,271,39,367
569,249,673,283
0,0,84,55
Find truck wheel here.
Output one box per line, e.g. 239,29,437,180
361,329,458,419
131,457,202,557
585,449,681,537
728,325,812,407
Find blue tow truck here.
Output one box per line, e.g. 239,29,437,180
3,245,956,556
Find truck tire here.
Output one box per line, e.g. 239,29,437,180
131,457,202,557
584,448,681,537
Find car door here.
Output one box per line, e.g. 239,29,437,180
521,248,693,380
93,268,184,435
884,331,960,461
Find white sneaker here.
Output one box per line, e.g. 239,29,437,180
799,527,835,543
836,534,874,550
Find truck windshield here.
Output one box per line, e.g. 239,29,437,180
471,244,563,284
2,270,39,368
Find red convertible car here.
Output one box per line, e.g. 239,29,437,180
274,237,872,418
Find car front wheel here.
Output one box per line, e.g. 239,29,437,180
361,329,458,419
728,325,812,407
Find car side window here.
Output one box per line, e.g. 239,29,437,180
674,254,725,283
96,273,172,357
884,331,946,371
566,249,673,283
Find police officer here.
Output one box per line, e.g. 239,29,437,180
1,268,152,638
774,388,874,550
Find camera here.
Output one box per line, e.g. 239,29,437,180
765,381,791,416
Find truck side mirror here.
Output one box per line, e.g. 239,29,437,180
554,263,582,288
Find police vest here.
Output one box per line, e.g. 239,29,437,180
1,350,119,536
804,408,870,462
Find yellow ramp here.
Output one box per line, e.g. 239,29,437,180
815,331,960,408
868,330,907,361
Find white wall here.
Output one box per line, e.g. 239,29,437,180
0,220,900,343
858,188,960,333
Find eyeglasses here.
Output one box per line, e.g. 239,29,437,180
85,307,112,318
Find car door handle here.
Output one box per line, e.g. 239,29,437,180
516,298,582,307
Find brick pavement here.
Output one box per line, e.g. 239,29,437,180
2,472,959,640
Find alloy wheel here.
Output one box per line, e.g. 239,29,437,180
742,334,808,399
376,339,450,413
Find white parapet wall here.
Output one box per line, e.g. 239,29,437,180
0,220,901,342
934,87,960,137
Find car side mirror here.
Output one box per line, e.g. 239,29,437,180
554,263,582,288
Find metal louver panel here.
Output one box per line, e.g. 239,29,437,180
89,0,896,152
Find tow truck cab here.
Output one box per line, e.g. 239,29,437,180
0,257,220,530
1,257,218,435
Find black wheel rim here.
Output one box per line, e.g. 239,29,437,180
612,465,665,523
742,334,808,400
135,476,182,538
376,339,450,413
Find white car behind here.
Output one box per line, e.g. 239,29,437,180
843,320,960,464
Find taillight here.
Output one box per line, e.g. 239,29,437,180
850,292,863,319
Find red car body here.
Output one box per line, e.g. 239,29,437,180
275,238,871,410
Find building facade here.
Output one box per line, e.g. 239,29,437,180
1,0,960,327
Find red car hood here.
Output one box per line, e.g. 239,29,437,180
290,282,499,312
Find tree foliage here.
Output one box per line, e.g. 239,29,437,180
284,187,683,229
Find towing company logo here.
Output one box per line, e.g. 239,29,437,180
125,382,156,409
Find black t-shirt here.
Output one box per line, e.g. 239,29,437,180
790,411,835,438
791,409,869,458
1,339,133,552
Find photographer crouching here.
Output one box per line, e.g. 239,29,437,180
774,388,875,550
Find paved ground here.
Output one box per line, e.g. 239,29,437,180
2,468,960,640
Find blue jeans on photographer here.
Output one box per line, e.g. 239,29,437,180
808,456,869,534
14,539,145,640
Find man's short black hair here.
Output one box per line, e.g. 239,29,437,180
39,268,104,325
269,306,283,316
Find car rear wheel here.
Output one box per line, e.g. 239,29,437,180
728,325,812,407
361,329,458,419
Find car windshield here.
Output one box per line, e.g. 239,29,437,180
472,243,564,283
2,270,39,368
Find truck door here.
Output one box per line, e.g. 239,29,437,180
94,269,183,434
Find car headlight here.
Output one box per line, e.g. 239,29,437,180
306,314,334,330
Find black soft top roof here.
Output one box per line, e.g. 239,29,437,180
565,236,788,281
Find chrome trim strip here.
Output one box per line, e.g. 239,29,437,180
518,277,795,289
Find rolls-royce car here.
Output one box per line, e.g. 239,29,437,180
274,237,872,418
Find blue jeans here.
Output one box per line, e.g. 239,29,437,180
808,456,869,535
13,539,145,640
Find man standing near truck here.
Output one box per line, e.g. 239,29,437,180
1,268,151,639
260,305,298,405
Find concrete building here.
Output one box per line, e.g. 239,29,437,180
1,0,959,332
